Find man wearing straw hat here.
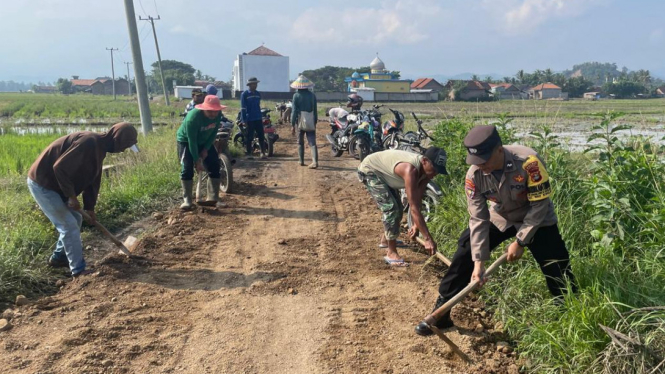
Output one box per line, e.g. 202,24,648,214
176,95,227,210
290,75,319,168
240,77,267,159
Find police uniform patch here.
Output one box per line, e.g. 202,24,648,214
465,178,476,199
513,174,525,183
522,155,551,201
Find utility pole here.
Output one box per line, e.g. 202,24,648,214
124,61,133,95
123,0,152,133
140,15,170,106
106,47,118,100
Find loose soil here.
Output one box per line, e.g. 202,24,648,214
0,123,518,373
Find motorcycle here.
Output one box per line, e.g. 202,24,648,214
325,107,361,157
349,105,384,159
233,109,279,157
352,114,383,162
275,101,292,125
199,116,235,194
381,108,406,150
398,112,441,231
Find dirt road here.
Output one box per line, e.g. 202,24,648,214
1,123,517,373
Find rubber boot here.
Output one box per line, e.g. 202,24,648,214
298,144,305,166
308,146,318,169
414,295,455,336
180,180,194,210
199,178,220,206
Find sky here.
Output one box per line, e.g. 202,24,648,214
1,0,664,84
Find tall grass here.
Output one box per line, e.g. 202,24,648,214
0,125,180,302
428,113,665,373
0,132,61,177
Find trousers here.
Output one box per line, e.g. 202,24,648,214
178,142,220,180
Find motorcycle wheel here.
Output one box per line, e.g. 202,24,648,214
383,134,400,150
358,137,370,162
219,153,233,193
267,139,275,157
348,135,359,159
233,133,244,150
407,190,439,231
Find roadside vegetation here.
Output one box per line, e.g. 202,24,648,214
0,125,180,303
429,113,665,373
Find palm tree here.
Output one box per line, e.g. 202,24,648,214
471,74,480,81
516,69,525,83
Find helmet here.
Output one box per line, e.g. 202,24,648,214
346,93,363,110
205,84,218,96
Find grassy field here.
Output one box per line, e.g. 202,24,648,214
0,125,181,303
428,114,665,373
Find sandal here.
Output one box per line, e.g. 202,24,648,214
383,256,409,267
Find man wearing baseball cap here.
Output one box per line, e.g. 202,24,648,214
176,95,227,210
358,147,448,267
415,125,576,336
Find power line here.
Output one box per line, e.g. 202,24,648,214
139,15,170,106
153,0,160,17
138,0,148,17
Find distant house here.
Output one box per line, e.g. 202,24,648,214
584,92,601,100
71,77,129,95
33,85,57,93
411,78,445,92
656,86,665,98
445,80,491,101
529,83,567,100
489,83,525,100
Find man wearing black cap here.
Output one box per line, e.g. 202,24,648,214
358,147,448,267
415,125,576,335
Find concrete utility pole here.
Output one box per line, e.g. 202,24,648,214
106,47,118,100
140,15,170,106
124,61,133,95
123,0,153,133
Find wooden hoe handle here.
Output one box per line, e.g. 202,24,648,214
415,237,452,266
79,210,132,256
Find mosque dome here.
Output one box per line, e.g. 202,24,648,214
370,56,386,72
351,71,360,78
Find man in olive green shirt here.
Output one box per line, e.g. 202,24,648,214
290,75,319,168
176,95,226,209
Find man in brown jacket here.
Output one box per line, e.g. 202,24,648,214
415,125,576,336
27,123,139,277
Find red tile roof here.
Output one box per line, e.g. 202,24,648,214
247,45,282,56
411,78,443,89
531,83,561,91
71,79,97,86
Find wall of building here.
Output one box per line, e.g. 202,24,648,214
234,54,290,93
362,81,410,93
539,89,562,99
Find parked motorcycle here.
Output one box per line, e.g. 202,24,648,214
349,104,384,159
381,108,406,150
398,112,441,231
233,109,279,156
352,116,383,162
325,107,361,157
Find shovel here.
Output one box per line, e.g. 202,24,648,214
79,210,136,257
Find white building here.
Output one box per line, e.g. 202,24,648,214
232,45,290,93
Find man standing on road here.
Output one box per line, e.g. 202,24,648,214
240,77,267,160
27,123,139,277
358,148,448,267
415,125,577,336
177,95,227,210
290,75,318,169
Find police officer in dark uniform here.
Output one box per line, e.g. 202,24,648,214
415,125,577,336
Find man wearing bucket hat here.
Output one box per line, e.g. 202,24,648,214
176,95,227,210
240,77,267,159
290,75,319,168
27,123,139,277
358,147,448,267
415,125,576,336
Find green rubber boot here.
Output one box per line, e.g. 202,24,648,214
308,146,319,169
298,144,305,166
180,180,194,210
199,178,220,206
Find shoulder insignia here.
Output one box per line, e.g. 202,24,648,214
513,174,525,183
465,178,476,199
522,155,551,201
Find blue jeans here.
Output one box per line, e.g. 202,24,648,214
27,178,86,275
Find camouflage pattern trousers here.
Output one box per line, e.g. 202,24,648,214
359,171,403,240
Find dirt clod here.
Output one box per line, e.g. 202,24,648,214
0,318,11,332
153,212,164,220
474,323,484,333
2,309,13,320
15,295,30,306
497,341,512,353
278,239,287,245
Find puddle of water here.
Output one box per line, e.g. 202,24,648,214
517,128,665,152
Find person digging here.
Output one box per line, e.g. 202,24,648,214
415,125,577,336
358,148,448,267
27,123,139,277
176,95,227,210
